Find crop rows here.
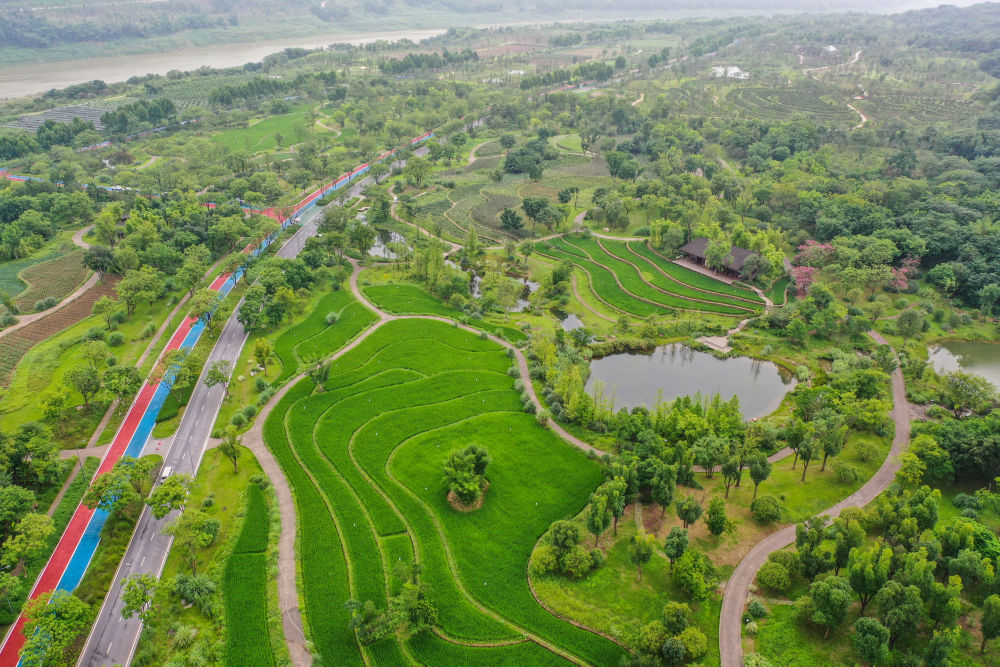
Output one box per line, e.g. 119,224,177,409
624,241,764,302
223,485,274,667
444,185,505,244
264,319,624,665
539,237,747,316
588,238,760,312
859,94,967,124
470,190,520,229
273,290,375,384
727,87,856,124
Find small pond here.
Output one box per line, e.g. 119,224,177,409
928,341,1000,388
552,309,584,331
585,343,795,420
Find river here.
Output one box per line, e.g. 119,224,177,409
0,28,445,100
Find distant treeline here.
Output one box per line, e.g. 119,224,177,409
377,49,479,75
101,99,177,135
0,13,227,48
519,61,615,89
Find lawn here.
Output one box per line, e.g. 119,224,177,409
264,319,625,666
211,106,333,154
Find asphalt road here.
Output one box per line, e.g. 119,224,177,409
75,159,411,667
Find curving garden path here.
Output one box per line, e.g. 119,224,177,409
717,330,912,667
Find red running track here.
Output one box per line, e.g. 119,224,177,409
0,272,230,665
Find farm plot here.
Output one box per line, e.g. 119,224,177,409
858,93,972,125
223,484,274,667
625,241,764,303
264,319,623,666
539,237,748,316
14,250,90,311
0,276,119,386
273,290,376,384
470,190,520,229
444,185,505,244
727,86,857,124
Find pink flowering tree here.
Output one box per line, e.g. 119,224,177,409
793,266,817,297
888,256,920,292
793,240,835,268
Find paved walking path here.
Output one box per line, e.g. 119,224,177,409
718,330,911,667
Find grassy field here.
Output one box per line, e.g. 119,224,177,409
211,106,334,154
361,283,528,342
264,318,625,665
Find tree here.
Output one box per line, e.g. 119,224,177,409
0,486,35,536
676,495,703,530
830,517,865,576
115,265,163,316
848,545,893,614
499,134,516,150
925,627,959,667
344,599,392,645
218,425,242,473
674,550,714,600
979,283,1000,319
721,457,742,499
164,508,220,575
599,478,628,535
147,474,191,519
982,594,1000,652
187,288,220,327
896,309,924,343
693,434,726,477
120,574,158,623
853,616,890,665
627,532,656,582
874,581,924,649
83,456,158,513
585,494,611,548
1,513,53,568
83,245,114,279
650,464,677,516
748,453,772,500
809,576,853,638
92,295,121,329
0,572,23,613
64,365,101,407
253,338,274,376
20,590,90,667
786,318,808,345
942,370,996,418
705,497,728,536
103,365,143,401
663,527,688,571
499,207,523,233
443,445,490,505
204,360,233,398
795,516,833,582
349,223,376,262
927,576,962,629
816,414,848,471
405,156,431,187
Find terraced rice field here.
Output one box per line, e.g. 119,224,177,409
857,93,974,125
273,290,376,384
223,484,274,667
534,236,753,317
264,319,623,666
727,86,857,125
362,284,527,342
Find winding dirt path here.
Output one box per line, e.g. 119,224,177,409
718,330,911,667
847,102,869,129
467,138,492,165
631,93,644,106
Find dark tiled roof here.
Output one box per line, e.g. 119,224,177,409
679,237,757,272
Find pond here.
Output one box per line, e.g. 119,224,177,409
584,343,795,420
552,309,584,331
928,341,1000,388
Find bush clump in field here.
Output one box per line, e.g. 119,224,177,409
757,561,791,593
34,296,57,311
344,563,438,645
443,444,490,510
531,520,602,579
751,496,781,523
107,332,125,347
